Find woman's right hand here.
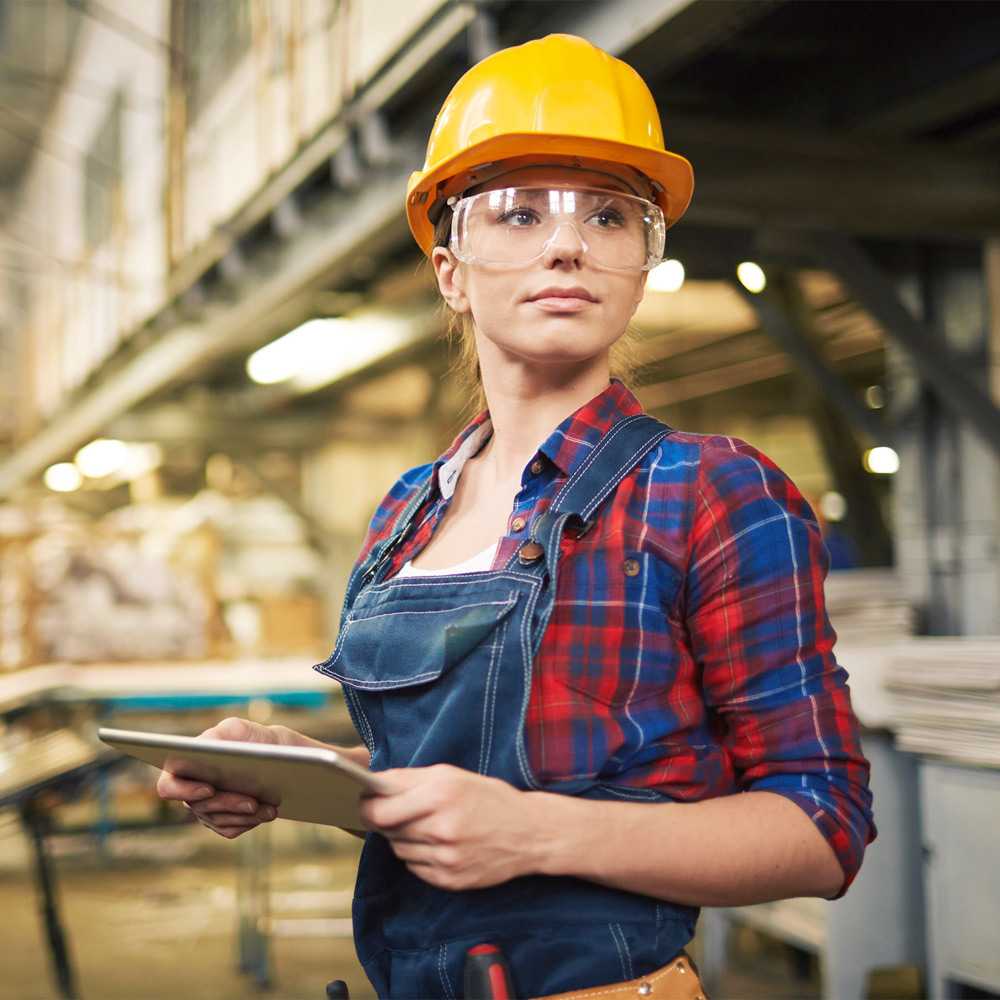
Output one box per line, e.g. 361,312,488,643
155,717,308,839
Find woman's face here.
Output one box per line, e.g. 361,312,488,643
432,165,649,382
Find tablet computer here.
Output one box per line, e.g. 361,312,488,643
98,726,394,829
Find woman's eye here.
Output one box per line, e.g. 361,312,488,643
587,208,627,229
498,207,540,227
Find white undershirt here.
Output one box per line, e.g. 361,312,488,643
396,541,499,578
395,418,500,578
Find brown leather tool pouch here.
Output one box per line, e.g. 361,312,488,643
531,953,709,1000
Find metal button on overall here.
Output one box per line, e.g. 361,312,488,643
518,541,544,564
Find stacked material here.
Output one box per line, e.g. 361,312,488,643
884,638,1000,767
823,568,918,641
823,569,918,728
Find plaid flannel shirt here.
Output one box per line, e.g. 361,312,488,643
348,380,875,890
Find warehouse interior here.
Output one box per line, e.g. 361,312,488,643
1,0,999,997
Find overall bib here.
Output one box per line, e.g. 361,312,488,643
315,415,699,999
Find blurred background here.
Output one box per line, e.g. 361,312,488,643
1,1,999,997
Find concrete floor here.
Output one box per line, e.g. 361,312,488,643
0,810,821,1000
0,815,374,1000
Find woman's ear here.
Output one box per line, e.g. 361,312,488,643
432,246,471,314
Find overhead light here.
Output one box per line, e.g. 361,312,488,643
44,462,83,492
865,385,886,409
646,258,685,292
819,490,848,522
863,446,900,475
70,439,163,484
116,443,163,481
737,261,766,293
247,315,415,392
75,438,128,478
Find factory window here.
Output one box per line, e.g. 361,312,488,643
179,0,252,120
83,91,122,247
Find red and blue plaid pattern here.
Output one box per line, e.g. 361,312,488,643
352,381,874,889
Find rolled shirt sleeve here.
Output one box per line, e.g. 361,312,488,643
685,437,875,892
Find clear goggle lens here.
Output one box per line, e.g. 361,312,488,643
449,187,666,271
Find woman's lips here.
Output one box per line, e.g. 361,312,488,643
526,287,597,311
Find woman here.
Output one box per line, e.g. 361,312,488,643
158,34,874,1000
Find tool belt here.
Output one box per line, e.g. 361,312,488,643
530,954,708,1000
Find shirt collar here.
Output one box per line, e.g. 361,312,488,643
538,379,644,478
431,411,493,500
430,379,644,496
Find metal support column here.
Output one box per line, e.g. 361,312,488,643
884,244,1000,634
734,272,893,565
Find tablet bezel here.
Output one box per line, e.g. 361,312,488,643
98,726,392,829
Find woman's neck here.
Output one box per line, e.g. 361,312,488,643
479,362,612,481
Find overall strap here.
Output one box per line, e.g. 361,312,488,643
355,477,434,594
519,413,674,582
552,413,674,521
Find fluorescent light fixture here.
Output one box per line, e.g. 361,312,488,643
737,261,766,293
863,446,900,475
75,438,128,478
247,315,416,392
647,259,685,292
44,462,83,492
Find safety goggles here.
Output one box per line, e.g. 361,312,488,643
448,187,666,270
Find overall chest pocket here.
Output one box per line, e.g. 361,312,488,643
317,585,521,692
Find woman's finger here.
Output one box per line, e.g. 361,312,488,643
186,802,276,832
186,790,269,816
358,790,434,831
156,772,214,802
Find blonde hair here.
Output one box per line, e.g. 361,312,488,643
431,208,643,418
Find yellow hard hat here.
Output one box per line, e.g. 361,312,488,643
406,33,694,255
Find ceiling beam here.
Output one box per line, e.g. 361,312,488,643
732,277,891,445
666,114,1000,237
807,230,1000,459
0,163,415,498
106,405,410,452
852,58,1000,135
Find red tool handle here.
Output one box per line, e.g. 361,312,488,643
463,943,516,999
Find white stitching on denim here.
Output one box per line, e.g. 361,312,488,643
344,687,375,751
608,922,632,981
580,436,669,518
479,617,508,775
555,416,665,511
558,415,642,488
514,577,545,789
366,572,529,594
348,597,516,625
438,943,456,1000
323,670,443,689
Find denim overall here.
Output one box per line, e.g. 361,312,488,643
315,414,698,998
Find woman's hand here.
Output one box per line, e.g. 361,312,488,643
358,764,545,891
360,768,846,904
155,717,314,839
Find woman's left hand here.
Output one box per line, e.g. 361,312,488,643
357,764,544,890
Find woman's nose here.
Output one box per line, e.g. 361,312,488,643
540,221,587,267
